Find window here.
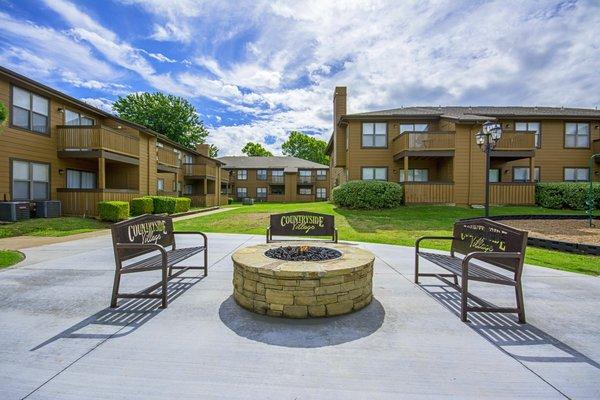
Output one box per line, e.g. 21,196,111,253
66,169,96,189
515,122,540,148
12,86,49,134
361,167,387,181
513,167,540,182
272,169,284,183
183,154,193,164
237,170,247,180
65,109,94,126
220,185,228,195
271,186,284,195
256,169,267,180
564,168,589,182
362,122,387,147
12,160,49,200
299,170,311,177
184,184,193,195
237,187,247,198
565,123,590,148
488,169,500,183
399,169,428,182
316,170,327,180
316,188,327,199
298,187,312,195
399,123,428,133
256,187,267,198
157,179,165,191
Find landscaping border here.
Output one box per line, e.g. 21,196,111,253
461,215,600,256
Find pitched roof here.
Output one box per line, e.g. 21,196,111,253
217,156,328,170
345,105,600,120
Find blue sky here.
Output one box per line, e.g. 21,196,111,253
0,0,598,155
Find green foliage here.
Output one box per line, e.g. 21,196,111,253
130,197,154,216
0,217,107,238
113,92,208,148
535,182,600,210
228,198,234,205
332,180,403,209
209,144,219,158
281,131,329,165
175,197,191,213
98,201,130,222
241,142,273,156
148,196,177,214
0,102,7,125
0,250,24,268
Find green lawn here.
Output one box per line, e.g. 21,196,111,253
0,250,24,268
175,202,599,276
0,217,108,238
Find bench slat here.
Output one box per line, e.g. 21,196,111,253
123,246,205,272
419,252,515,285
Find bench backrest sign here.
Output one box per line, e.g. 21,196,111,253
452,218,528,271
111,214,174,260
268,211,336,242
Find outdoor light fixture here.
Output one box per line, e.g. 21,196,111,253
475,121,503,217
57,107,64,113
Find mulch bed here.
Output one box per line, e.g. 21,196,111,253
501,219,600,245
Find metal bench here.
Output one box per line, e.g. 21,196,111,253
110,214,208,308
415,218,528,323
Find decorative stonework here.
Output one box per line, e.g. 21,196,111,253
232,242,375,318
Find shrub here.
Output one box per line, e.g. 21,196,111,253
175,197,191,213
98,201,129,222
332,180,403,209
228,198,234,205
536,182,600,210
0,102,7,125
149,196,177,214
130,197,154,216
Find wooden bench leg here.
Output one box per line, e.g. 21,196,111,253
461,277,469,322
110,268,121,308
515,282,526,324
161,267,169,308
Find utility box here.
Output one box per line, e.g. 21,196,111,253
242,198,254,206
35,200,62,218
0,202,31,222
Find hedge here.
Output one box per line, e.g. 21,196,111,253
130,197,154,216
332,180,403,209
147,196,177,214
536,182,600,210
98,201,129,222
174,197,191,213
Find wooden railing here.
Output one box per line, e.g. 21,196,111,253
271,176,285,184
56,188,139,216
57,125,139,157
188,194,216,207
157,190,178,197
495,132,535,150
393,132,455,154
157,146,179,167
490,183,535,205
402,182,454,204
183,163,216,177
593,139,600,154
221,173,230,183
268,194,286,202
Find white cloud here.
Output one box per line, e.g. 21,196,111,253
146,52,177,63
81,97,115,113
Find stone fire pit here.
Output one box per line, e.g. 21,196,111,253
232,242,374,318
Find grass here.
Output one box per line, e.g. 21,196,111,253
0,250,24,268
0,217,108,238
175,202,600,276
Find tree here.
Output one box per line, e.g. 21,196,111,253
0,102,6,134
241,142,273,157
209,144,219,158
113,92,209,148
281,131,329,165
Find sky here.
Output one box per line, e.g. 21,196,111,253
0,0,599,156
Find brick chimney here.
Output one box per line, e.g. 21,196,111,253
196,143,210,157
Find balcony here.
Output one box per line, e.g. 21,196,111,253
492,132,535,159
402,182,454,204
490,183,535,205
186,194,216,207
157,145,180,169
393,132,455,159
57,125,139,161
56,188,139,216
183,163,216,179
270,175,285,185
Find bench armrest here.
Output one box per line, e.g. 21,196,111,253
116,243,168,266
172,231,208,248
415,236,456,253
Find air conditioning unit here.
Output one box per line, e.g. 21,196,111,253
35,200,62,218
0,202,31,222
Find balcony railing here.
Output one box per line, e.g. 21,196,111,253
157,146,180,167
401,182,454,204
183,163,216,177
393,131,455,154
490,183,535,205
187,194,216,207
494,132,535,150
270,175,285,184
593,139,600,155
57,125,139,158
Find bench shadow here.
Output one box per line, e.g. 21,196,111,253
420,283,600,369
31,275,204,351
218,295,385,348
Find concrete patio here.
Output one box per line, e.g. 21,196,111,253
0,232,598,399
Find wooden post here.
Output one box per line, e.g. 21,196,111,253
98,157,106,190
403,156,409,182
529,156,535,182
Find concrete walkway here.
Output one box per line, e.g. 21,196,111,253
0,233,598,399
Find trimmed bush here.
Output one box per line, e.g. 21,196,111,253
98,201,129,222
175,197,191,213
332,180,403,209
130,197,154,216
148,196,177,214
536,182,600,210
228,198,234,205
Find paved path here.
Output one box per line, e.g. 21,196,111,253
0,234,598,399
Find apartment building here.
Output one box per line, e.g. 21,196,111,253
326,87,600,205
0,66,226,216
218,156,329,202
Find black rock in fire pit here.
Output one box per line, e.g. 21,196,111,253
265,245,342,261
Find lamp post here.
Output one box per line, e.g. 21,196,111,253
475,121,503,218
